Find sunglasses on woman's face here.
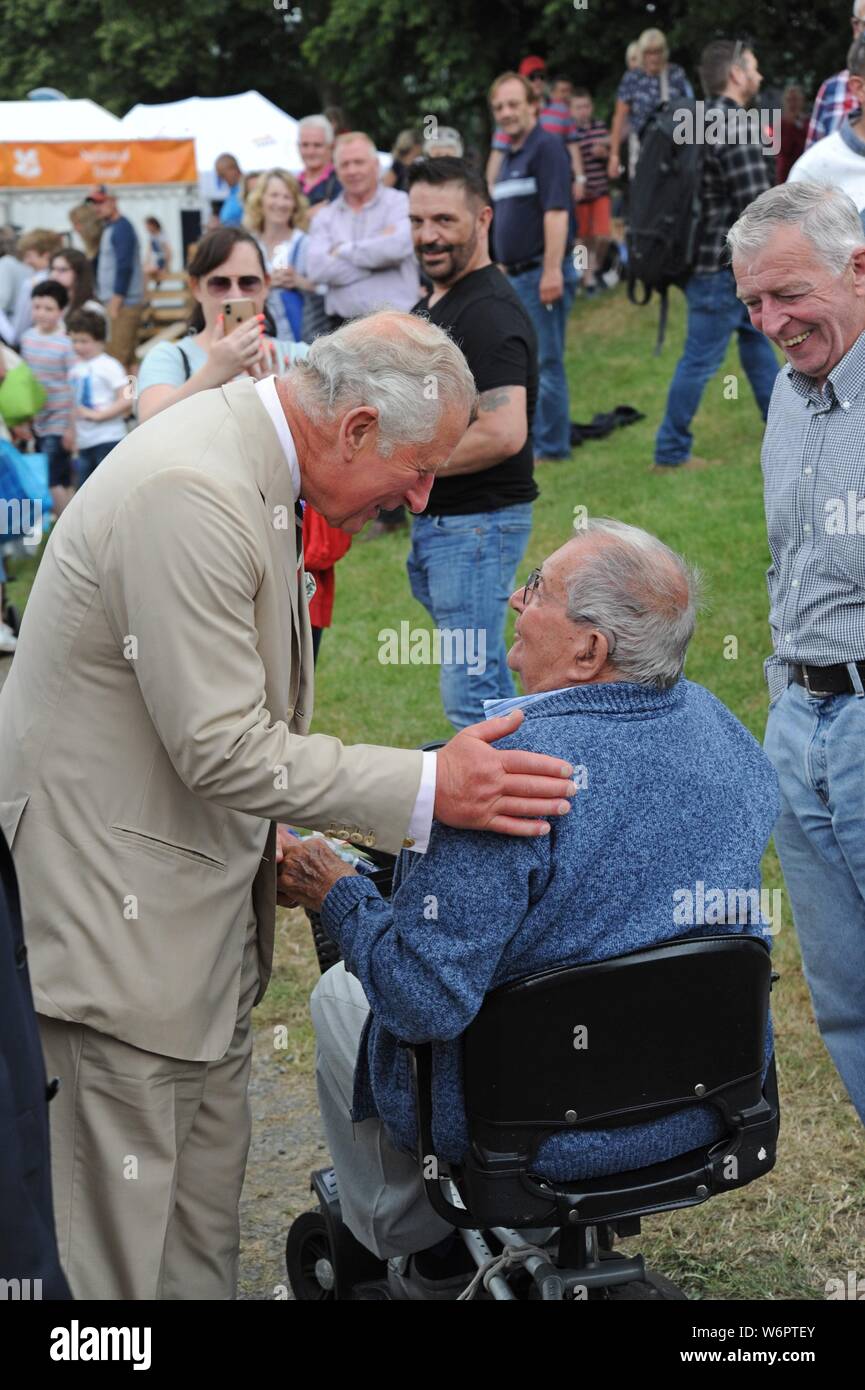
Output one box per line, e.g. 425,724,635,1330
204,274,264,296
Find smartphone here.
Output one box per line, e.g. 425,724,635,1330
222,299,256,333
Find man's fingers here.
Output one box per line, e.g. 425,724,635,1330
496,773,577,800
499,748,575,778
493,796,573,818
457,708,525,742
485,815,552,837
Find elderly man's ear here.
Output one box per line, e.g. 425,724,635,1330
340,405,381,458
851,244,865,299
571,628,614,683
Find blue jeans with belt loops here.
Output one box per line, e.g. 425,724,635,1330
406,504,533,730
764,678,865,1124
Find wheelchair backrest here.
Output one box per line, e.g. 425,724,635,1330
462,934,771,1147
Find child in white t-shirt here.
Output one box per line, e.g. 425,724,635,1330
67,308,132,486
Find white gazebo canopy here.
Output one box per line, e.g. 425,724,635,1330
0,98,123,142
121,91,301,198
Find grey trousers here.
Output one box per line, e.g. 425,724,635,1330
310,962,453,1259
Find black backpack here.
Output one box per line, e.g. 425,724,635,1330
626,95,704,354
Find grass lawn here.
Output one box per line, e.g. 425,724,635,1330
7,284,864,1300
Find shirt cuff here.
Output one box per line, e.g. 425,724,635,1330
404,749,436,853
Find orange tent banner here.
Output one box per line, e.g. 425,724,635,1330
0,139,197,187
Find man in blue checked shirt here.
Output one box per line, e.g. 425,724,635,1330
730,179,865,1126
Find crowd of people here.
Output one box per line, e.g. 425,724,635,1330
2,17,865,1305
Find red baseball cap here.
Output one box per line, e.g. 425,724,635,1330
519,55,546,77
85,184,111,204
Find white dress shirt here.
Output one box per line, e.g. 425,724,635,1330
255,375,436,851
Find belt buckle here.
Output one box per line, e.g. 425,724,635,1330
802,666,832,698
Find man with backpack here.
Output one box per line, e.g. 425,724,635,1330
652,40,780,470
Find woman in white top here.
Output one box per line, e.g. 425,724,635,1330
49,248,106,325
244,168,314,343
137,224,307,424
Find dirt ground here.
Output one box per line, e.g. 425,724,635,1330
238,1026,326,1301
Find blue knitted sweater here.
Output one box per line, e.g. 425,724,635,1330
320,679,780,1180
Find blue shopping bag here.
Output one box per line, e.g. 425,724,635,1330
0,439,52,543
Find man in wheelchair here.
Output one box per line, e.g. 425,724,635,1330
278,518,780,1299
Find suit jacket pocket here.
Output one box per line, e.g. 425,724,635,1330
0,795,30,852
109,824,227,872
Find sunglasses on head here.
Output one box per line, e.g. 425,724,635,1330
204,274,264,296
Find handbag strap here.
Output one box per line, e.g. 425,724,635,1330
177,344,191,382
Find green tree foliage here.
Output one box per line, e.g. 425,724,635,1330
0,0,852,149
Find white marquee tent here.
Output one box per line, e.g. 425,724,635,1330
120,91,302,201
0,98,122,142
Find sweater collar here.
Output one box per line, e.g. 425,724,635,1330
487,680,686,720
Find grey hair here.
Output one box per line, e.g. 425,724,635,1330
424,128,464,157
298,113,335,145
566,519,702,689
289,310,477,455
726,181,865,275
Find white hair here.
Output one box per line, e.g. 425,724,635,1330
726,181,865,275
289,310,477,455
298,113,335,145
566,519,701,689
423,128,464,157
638,27,668,59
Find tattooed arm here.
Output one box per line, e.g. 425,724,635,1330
438,383,528,476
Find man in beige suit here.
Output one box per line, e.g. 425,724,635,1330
0,311,576,1300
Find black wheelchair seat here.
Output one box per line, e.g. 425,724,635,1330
414,933,778,1235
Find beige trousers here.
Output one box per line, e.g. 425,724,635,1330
38,919,260,1301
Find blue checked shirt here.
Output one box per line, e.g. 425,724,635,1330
762,328,865,701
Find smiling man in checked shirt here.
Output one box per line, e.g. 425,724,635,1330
730,179,865,1126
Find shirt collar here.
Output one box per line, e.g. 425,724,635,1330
483,685,579,718
335,181,384,214
254,375,301,500
299,162,334,191
787,328,865,411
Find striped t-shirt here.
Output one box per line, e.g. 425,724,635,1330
573,121,610,201
20,326,76,435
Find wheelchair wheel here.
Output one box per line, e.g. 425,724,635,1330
605,1270,688,1300
286,1211,336,1301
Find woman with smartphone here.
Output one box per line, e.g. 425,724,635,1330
137,225,307,424
244,168,313,344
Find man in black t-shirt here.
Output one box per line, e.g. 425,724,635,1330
407,157,538,728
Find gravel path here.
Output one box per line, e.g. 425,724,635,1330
238,1025,327,1300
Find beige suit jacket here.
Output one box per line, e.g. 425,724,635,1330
0,378,423,1060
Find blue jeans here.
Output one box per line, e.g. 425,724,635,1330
407,504,533,730
654,268,779,465
764,680,865,1124
509,259,578,458
77,440,118,486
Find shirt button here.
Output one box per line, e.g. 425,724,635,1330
803,523,811,533
804,467,812,475
842,400,851,409
791,579,799,587
402,837,416,849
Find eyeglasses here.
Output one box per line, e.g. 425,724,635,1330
522,568,543,605
204,274,264,296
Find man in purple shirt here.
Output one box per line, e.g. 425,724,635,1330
306,132,419,332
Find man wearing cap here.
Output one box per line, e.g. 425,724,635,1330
88,185,144,370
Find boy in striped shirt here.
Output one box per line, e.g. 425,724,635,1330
20,280,77,517
572,89,612,294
